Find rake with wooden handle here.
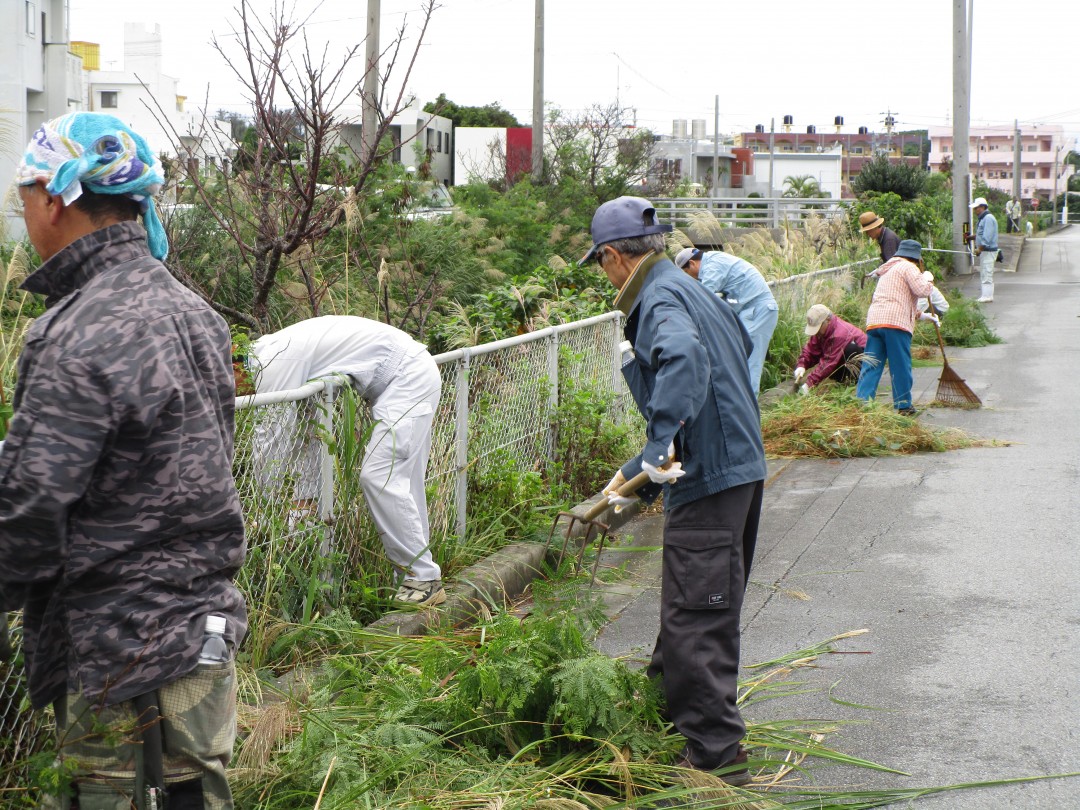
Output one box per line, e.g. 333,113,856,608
933,323,981,407
548,470,653,585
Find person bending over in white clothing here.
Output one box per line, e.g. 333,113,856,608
243,315,445,607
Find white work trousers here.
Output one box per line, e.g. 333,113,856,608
978,249,998,299
360,352,443,581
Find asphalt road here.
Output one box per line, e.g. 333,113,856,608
594,228,1080,807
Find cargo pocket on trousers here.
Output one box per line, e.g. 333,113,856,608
666,527,734,610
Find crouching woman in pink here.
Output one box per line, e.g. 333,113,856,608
855,240,935,415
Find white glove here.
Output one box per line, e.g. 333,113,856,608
798,383,809,396
641,442,685,485
603,470,638,513
919,311,940,325
922,270,935,283
793,366,806,383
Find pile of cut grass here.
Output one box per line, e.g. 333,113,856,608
760,388,980,459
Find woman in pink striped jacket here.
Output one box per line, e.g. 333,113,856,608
855,240,935,415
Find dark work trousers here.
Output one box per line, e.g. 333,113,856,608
646,479,764,770
827,340,865,385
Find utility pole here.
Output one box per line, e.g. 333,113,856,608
1012,119,1022,202
1053,144,1062,225
712,95,719,198
531,0,544,183
952,0,971,276
361,0,381,167
768,117,775,197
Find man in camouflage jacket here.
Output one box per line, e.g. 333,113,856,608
1,112,247,808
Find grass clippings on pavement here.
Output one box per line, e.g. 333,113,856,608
760,389,982,459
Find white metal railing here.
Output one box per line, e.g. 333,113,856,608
651,196,850,229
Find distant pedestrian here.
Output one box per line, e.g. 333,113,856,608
858,210,901,263
586,196,766,786
964,197,999,303
794,305,867,393
674,246,778,392
855,240,935,415
1005,198,1021,234
248,315,446,607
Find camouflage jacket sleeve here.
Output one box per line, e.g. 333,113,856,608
0,351,112,596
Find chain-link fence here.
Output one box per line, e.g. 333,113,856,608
0,263,874,793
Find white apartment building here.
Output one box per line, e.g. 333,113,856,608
334,99,455,187
928,124,1075,202
1,0,84,236
80,24,235,179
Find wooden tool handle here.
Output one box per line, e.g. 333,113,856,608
583,470,654,522
933,321,948,359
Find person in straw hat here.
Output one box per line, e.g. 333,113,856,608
793,304,867,394
858,210,901,263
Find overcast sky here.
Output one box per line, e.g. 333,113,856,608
69,0,1080,143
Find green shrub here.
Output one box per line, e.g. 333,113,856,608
851,154,928,200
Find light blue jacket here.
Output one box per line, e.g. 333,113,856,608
975,209,999,251
617,255,767,509
697,251,776,313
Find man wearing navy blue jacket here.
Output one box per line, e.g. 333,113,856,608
582,197,767,785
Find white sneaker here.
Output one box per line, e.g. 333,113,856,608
395,579,447,607
976,296,993,303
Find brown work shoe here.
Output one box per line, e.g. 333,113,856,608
674,745,751,787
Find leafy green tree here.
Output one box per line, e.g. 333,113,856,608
851,154,927,200
423,93,522,128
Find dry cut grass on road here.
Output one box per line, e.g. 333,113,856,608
760,390,990,459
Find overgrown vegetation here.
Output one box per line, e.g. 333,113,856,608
0,244,41,439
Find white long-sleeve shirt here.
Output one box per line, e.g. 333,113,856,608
251,315,430,405
248,316,434,499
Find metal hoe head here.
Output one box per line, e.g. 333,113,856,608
548,511,611,586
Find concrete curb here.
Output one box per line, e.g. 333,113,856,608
366,493,646,637
367,458,794,637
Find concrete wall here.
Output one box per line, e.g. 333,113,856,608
746,148,843,199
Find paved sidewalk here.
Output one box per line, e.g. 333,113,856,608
592,228,1080,807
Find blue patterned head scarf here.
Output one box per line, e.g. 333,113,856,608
16,112,169,260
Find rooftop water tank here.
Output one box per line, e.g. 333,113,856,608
673,119,687,139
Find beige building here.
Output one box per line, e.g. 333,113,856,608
928,124,1075,202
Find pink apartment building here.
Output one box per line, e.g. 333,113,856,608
928,124,1075,202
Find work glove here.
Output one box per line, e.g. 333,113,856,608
922,271,935,283
603,470,638,513
798,383,810,396
641,442,685,485
793,366,806,383
919,311,940,326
